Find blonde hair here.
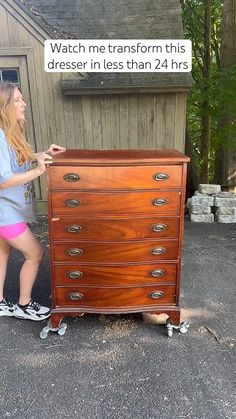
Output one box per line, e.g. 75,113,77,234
0,81,33,164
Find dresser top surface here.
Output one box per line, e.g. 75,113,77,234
50,149,190,165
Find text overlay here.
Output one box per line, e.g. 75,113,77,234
44,39,192,73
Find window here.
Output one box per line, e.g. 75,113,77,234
0,68,20,86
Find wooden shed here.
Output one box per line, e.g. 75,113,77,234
0,0,192,211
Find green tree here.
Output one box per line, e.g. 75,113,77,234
180,0,222,190
214,0,236,191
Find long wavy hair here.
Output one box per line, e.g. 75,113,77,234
0,81,33,164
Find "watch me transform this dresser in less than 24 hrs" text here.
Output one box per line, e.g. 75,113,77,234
40,149,190,339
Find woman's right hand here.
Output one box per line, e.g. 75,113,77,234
0,152,53,190
36,152,53,174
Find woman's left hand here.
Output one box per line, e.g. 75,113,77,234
47,144,66,156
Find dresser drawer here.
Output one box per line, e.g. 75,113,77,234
51,216,179,240
53,263,177,285
51,191,181,215
49,165,183,190
53,240,178,262
54,285,176,308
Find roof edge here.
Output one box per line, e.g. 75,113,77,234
2,0,74,43
61,82,192,95
2,0,51,43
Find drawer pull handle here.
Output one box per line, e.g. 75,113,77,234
68,271,83,279
149,291,164,299
151,247,166,255
152,198,167,206
65,199,81,207
64,173,80,182
153,173,169,181
152,223,167,232
67,248,83,256
68,292,84,301
66,225,82,233
150,269,165,277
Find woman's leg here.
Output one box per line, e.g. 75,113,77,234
0,239,12,301
7,227,44,305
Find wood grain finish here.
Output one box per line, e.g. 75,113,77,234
48,149,190,164
53,240,178,262
53,263,177,286
51,191,181,215
47,149,189,329
49,164,183,189
54,285,176,308
51,216,180,240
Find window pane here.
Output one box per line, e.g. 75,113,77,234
2,69,19,84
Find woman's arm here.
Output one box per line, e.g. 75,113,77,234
0,153,52,190
32,144,66,160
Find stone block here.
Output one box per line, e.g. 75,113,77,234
216,192,235,198
215,214,236,223
198,184,221,195
215,207,236,215
190,213,214,223
186,198,192,208
191,195,214,206
190,206,211,214
214,197,236,208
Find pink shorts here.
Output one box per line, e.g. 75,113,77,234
0,222,28,240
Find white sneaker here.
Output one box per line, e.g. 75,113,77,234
0,298,15,316
14,300,51,321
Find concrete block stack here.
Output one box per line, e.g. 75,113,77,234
187,184,236,223
187,185,215,222
215,192,236,223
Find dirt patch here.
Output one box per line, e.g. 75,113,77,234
99,314,135,337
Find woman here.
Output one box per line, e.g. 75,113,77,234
0,81,65,321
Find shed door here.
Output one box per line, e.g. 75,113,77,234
0,56,41,202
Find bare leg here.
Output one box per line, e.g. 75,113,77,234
7,227,44,305
0,239,12,301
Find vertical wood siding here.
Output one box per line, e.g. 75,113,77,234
0,3,187,209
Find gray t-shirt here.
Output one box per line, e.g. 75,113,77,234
0,128,37,226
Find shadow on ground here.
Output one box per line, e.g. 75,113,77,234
0,217,235,419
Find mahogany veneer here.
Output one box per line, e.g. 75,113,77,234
47,149,189,330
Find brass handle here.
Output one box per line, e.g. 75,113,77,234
149,291,165,299
63,173,80,182
66,225,82,233
68,271,83,279
67,248,83,256
153,173,169,181
152,223,167,232
65,199,81,207
151,247,166,255
152,198,167,206
150,269,165,277
68,292,84,301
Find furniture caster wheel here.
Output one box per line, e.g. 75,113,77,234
179,322,190,334
166,319,174,338
57,324,67,336
39,322,68,339
39,328,49,339
167,327,173,338
166,319,189,337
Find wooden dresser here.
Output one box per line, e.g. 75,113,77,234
41,149,189,338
